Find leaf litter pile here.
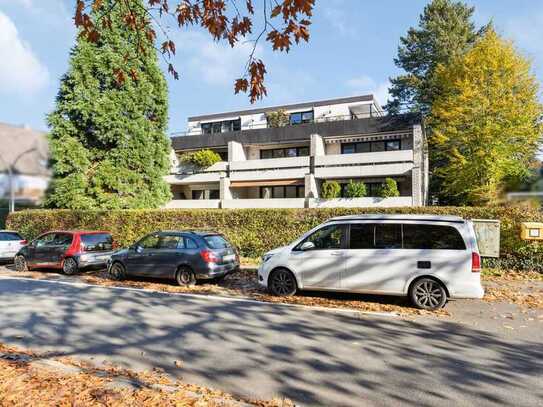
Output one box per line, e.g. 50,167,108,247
0,343,293,407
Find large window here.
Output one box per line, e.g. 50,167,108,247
260,146,309,159
298,225,345,250
260,185,305,199
192,190,220,200
81,234,113,252
341,139,402,154
347,223,466,250
289,110,314,125
201,119,241,134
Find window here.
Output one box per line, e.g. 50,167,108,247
341,139,401,154
260,185,304,199
260,146,310,159
138,234,160,249
300,225,344,250
192,190,219,200
81,234,113,252
184,237,198,249
35,233,56,247
52,233,73,246
403,225,466,250
192,190,205,200
0,232,23,241
375,224,402,249
204,235,231,249
157,235,181,250
349,224,374,249
209,190,220,199
201,119,241,134
289,110,313,125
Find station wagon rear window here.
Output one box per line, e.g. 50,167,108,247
81,233,113,252
204,235,231,249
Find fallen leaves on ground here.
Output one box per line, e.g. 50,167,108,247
482,269,543,309
0,343,289,407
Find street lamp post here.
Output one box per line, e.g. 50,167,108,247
0,147,38,213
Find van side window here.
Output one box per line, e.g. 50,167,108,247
302,225,344,250
375,224,402,249
403,225,466,250
350,224,374,249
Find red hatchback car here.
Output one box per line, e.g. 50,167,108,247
14,231,115,275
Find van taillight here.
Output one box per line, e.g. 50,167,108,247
471,252,481,272
200,250,219,263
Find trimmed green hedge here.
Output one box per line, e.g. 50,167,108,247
6,206,543,271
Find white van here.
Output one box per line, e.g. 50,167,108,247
258,215,484,310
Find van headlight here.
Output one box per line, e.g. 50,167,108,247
261,253,275,263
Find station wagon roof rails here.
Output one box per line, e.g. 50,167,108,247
327,214,466,223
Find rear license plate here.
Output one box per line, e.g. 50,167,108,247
223,254,235,262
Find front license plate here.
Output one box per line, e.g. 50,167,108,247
223,254,235,262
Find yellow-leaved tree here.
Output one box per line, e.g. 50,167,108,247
429,28,542,205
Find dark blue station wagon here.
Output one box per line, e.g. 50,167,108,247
107,231,240,285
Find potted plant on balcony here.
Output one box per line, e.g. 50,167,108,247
377,178,400,198
345,180,367,198
266,109,289,128
180,149,222,170
321,180,341,199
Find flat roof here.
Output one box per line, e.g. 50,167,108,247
188,95,376,122
327,214,465,223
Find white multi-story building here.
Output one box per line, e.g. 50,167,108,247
165,95,428,209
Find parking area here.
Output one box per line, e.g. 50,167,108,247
0,263,541,334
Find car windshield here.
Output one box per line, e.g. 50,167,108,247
0,232,23,241
81,233,113,252
204,235,231,249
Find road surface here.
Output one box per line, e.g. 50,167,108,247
0,277,541,406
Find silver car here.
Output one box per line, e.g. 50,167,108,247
258,215,484,310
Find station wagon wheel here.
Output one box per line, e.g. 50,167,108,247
409,278,447,310
269,268,297,297
176,267,196,287
109,262,126,280
14,255,28,272
62,258,78,275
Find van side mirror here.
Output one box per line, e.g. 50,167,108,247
300,241,315,251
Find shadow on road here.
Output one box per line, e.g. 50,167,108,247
0,278,541,406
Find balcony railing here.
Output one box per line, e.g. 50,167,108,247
171,111,385,137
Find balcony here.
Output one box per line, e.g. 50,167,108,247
229,156,309,182
166,161,227,185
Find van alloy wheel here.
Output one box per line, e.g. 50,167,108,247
62,258,78,275
269,269,297,297
14,255,28,272
410,278,447,310
109,262,126,280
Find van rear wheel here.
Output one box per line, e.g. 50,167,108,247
409,278,447,310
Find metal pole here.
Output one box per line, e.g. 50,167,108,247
8,166,14,213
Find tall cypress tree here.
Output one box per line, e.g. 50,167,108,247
46,0,171,209
387,0,485,115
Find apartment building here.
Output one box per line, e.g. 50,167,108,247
165,95,428,208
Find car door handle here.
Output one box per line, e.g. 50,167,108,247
330,251,343,256
418,261,431,269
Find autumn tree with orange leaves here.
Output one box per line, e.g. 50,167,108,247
74,0,315,102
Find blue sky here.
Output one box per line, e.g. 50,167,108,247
0,0,542,134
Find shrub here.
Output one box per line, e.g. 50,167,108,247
321,181,341,199
378,178,400,198
266,109,289,128
345,181,367,198
180,149,221,169
7,205,543,271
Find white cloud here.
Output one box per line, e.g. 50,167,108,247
346,75,390,105
321,0,357,38
174,30,263,87
0,11,49,96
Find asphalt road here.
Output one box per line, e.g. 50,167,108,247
0,277,541,406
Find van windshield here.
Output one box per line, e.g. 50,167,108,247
81,234,113,252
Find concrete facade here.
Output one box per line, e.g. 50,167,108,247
166,95,429,209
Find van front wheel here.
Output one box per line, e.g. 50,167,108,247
409,278,447,310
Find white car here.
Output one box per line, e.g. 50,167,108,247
258,215,484,310
0,230,27,262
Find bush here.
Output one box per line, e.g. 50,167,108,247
180,149,221,168
7,206,543,271
266,109,289,128
345,181,367,198
378,178,400,198
321,181,341,199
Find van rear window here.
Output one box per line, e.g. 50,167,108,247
81,234,113,252
403,225,466,250
204,235,231,249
